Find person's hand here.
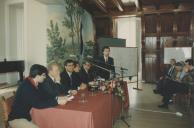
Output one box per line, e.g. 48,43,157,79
159,76,163,80
70,90,77,95
57,97,68,105
80,83,87,90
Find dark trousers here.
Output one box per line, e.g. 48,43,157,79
155,78,165,94
162,79,189,105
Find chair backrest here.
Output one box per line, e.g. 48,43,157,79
0,91,15,128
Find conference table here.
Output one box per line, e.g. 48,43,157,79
31,82,129,128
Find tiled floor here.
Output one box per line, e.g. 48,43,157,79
114,83,193,128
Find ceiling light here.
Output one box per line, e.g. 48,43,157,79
121,0,139,8
98,0,106,7
121,0,132,4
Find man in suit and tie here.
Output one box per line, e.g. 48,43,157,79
60,59,79,95
153,58,176,94
97,46,115,80
39,62,63,99
166,59,177,79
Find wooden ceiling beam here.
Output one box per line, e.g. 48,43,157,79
93,7,194,18
112,0,124,11
94,0,108,13
80,1,194,18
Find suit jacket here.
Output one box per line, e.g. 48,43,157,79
97,56,115,80
38,75,62,99
79,67,95,84
165,65,176,80
8,77,57,121
60,71,80,94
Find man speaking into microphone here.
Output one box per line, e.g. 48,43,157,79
97,46,115,80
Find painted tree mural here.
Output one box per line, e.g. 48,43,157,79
62,0,84,55
47,0,94,69
47,20,66,70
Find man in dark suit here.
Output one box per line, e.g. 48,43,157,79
8,64,66,128
79,60,95,85
60,59,80,95
153,58,176,94
97,46,115,80
39,62,63,99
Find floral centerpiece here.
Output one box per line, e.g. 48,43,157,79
99,80,125,101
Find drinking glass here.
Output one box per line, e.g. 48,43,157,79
79,93,87,103
90,85,96,96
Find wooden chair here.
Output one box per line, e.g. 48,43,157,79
174,90,191,111
0,92,15,128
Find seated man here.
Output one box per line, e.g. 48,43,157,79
8,64,67,128
159,62,185,96
158,59,194,109
79,60,95,85
60,59,80,95
39,62,63,99
153,58,176,94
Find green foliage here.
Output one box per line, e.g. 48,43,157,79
83,40,95,58
63,0,84,56
47,20,66,70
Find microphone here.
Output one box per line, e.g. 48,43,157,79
92,59,128,71
89,61,112,73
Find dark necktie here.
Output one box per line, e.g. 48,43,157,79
70,74,73,87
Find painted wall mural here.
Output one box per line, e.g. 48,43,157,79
47,0,94,69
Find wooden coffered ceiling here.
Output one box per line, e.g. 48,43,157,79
79,0,194,17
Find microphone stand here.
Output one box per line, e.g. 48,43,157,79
91,62,111,73
89,60,117,81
